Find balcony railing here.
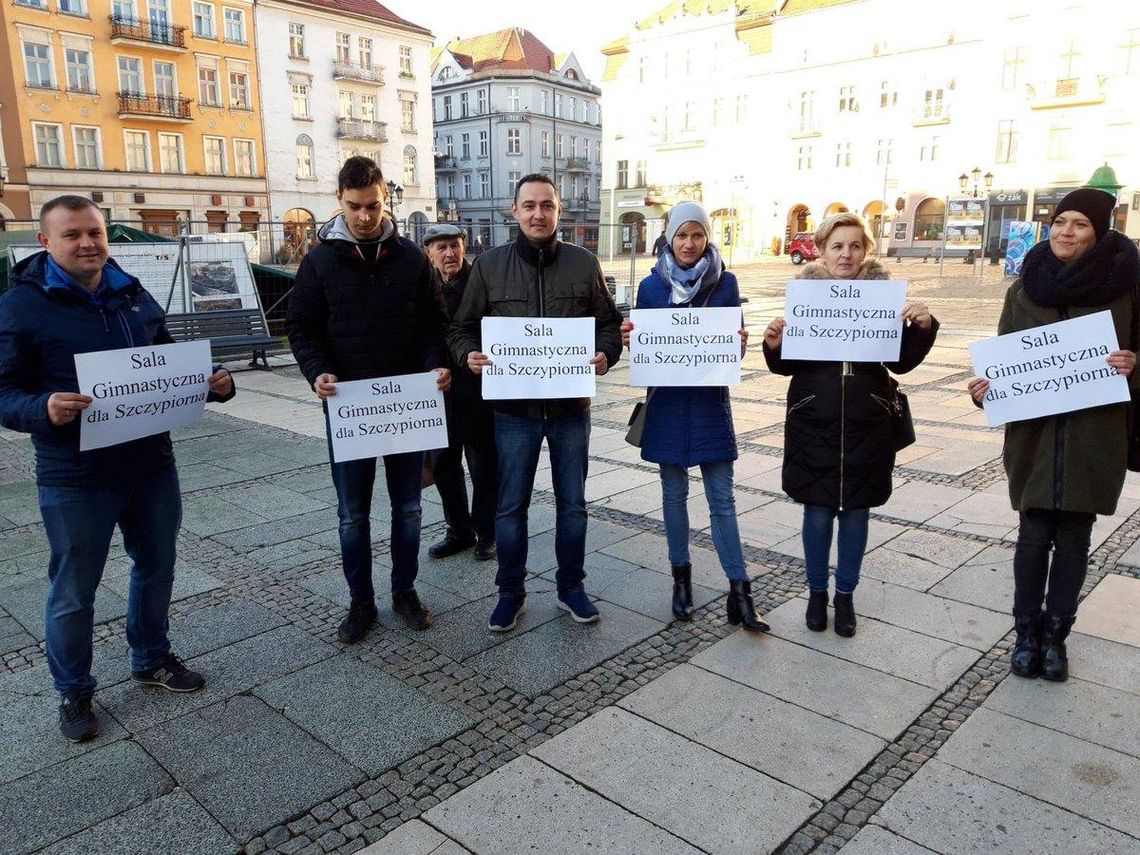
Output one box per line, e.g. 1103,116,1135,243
1055,77,1078,98
564,157,590,172
117,91,192,120
337,117,387,142
434,155,458,171
332,60,385,85
109,16,187,49
1029,76,1106,109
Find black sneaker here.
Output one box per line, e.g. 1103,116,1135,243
59,695,99,743
428,533,477,559
130,653,205,693
474,539,497,561
337,598,378,644
393,589,433,630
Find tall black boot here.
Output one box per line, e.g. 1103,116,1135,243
805,589,828,632
833,592,857,638
1039,612,1076,682
726,579,770,633
671,563,694,621
1010,610,1042,678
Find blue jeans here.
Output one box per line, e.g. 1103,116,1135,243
660,461,747,582
802,504,869,594
330,451,423,601
494,410,590,595
39,464,181,698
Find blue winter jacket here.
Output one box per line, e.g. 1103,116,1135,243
636,266,740,467
0,250,228,487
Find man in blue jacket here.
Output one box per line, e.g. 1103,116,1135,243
0,195,235,742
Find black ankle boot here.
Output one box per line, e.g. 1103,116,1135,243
1039,612,1075,682
671,563,694,621
833,592,856,637
726,579,770,633
1010,610,1042,678
805,589,828,632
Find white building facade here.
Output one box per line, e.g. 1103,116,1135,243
431,32,603,248
253,0,435,252
600,0,1140,261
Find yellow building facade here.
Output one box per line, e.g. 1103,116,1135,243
1,0,268,232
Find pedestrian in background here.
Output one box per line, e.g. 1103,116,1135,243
763,212,937,637
620,202,767,632
968,188,1138,682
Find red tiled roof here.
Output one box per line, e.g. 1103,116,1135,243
277,0,431,36
444,27,556,73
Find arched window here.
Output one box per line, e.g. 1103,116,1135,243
408,211,428,242
295,134,314,180
403,145,417,185
565,69,579,80
914,197,946,241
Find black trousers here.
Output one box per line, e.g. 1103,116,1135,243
1012,508,1095,618
432,396,498,543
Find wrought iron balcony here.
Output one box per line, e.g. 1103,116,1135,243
109,16,187,49
564,157,590,172
337,117,387,142
434,155,458,171
332,61,385,85
117,91,192,120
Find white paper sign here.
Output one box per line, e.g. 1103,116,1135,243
628,307,742,387
780,279,907,362
327,372,448,463
74,340,212,451
969,311,1128,427
480,317,596,400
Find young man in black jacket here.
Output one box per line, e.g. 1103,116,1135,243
287,157,450,642
449,174,623,632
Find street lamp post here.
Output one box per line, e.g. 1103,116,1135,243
956,167,994,268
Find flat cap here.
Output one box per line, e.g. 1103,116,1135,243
421,223,465,245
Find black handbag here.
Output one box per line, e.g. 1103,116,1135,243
888,376,916,451
625,390,656,447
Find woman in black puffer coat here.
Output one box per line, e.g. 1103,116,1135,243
763,213,939,636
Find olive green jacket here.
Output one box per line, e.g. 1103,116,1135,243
1000,279,1138,515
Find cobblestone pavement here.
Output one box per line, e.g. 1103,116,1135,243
1,258,1139,854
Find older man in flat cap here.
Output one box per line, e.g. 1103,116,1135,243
423,224,498,562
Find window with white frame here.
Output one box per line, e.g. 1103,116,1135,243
880,80,897,108
158,132,183,172
65,48,93,92
735,93,748,124
335,32,350,63
403,145,417,184
569,96,577,121
541,131,550,157
595,140,601,163
460,133,470,159
444,135,453,156
796,144,813,170
197,63,219,106
555,134,563,158
24,42,54,89
117,57,143,94
462,173,471,198
799,90,815,132
360,93,375,122
479,171,489,197
204,136,226,174
919,134,941,162
616,160,628,189
154,60,176,97
508,170,520,195
288,22,304,58
358,37,372,68
72,126,101,169
192,2,214,38
507,128,521,155
234,138,254,175
59,0,86,15
922,88,944,120
876,138,894,166
838,85,856,112
584,139,591,162
295,134,314,178
570,136,578,157
112,0,135,18
16,0,48,8
444,176,454,198
443,95,452,119
683,101,695,130
835,141,852,167
540,90,549,115
399,45,413,76
228,64,249,108
291,80,310,117
460,92,469,117
478,130,488,157
1002,47,1025,90
33,123,63,166
339,90,353,119
401,98,415,132
507,86,519,110
1117,29,1140,76
124,129,150,171
1046,124,1071,160
635,160,646,186
995,120,1018,163
476,89,487,114
223,8,244,43
554,92,562,116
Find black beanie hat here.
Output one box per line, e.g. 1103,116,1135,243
1052,188,1116,241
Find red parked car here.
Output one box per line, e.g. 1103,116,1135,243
788,232,818,264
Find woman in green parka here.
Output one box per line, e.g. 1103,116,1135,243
968,188,1139,683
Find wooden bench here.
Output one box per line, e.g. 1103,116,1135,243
165,308,278,370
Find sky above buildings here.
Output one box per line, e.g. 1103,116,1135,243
382,0,667,82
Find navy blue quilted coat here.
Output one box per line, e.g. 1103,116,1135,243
636,267,741,467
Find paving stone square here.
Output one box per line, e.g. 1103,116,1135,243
1073,573,1140,648
0,577,128,642
358,819,468,854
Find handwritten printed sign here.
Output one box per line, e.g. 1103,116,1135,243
327,372,448,463
74,340,212,451
480,317,596,400
628,307,742,387
780,279,907,362
969,311,1128,427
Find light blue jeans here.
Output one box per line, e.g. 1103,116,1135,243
660,461,747,582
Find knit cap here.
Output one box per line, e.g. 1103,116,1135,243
1053,188,1116,241
665,201,712,244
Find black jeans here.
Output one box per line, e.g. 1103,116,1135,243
433,396,498,543
1012,508,1095,618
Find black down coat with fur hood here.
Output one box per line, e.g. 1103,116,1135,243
762,260,939,510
